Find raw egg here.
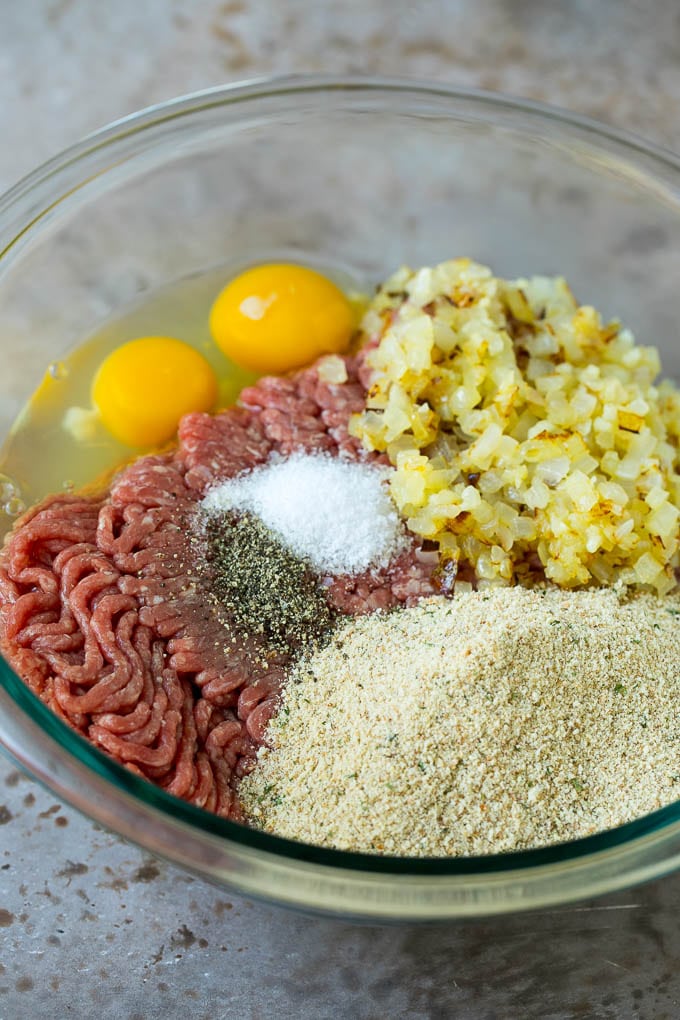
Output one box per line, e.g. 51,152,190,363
92,335,218,447
209,263,355,374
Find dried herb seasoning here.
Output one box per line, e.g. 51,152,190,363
204,510,334,656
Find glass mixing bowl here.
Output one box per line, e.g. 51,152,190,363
2,76,680,920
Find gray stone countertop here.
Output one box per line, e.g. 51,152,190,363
2,2,680,1017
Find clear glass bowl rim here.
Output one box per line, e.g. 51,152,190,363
2,74,680,914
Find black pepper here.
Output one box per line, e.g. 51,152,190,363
204,511,334,656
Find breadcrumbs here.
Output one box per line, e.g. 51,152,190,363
240,588,680,856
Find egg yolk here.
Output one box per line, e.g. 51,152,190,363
92,336,218,447
209,263,355,374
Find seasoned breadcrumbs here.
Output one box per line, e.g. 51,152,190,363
240,587,680,856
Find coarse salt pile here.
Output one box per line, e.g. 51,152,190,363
202,451,405,575
240,586,680,856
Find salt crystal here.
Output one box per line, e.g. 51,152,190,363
202,452,404,575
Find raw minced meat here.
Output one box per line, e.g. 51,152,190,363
0,354,435,818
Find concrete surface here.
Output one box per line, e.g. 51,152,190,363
2,1,680,1017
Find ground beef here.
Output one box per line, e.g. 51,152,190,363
0,355,434,819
